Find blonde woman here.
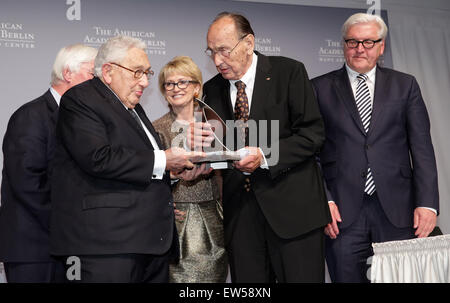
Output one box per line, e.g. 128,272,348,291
153,56,227,282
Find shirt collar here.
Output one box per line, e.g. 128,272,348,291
49,87,61,106
229,53,258,88
345,64,376,84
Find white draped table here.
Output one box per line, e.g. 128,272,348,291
371,234,450,283
0,263,6,283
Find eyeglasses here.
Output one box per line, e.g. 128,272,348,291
164,79,199,91
205,34,248,58
110,62,154,79
344,38,382,49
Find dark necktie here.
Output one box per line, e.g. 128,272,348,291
234,80,252,191
127,107,163,151
128,108,144,131
234,80,249,146
355,74,375,195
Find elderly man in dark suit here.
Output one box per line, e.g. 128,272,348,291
0,44,97,283
50,35,206,283
312,13,439,283
198,12,331,282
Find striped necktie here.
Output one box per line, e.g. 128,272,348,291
356,73,376,195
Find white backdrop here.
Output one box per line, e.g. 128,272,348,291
388,4,450,236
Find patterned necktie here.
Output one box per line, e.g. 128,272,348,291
356,74,376,195
234,80,249,146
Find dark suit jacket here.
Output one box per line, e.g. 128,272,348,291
203,52,331,242
0,90,58,262
312,65,439,229
50,77,176,256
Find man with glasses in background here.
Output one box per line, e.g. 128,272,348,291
312,13,439,282
50,36,206,283
197,12,331,282
0,44,97,283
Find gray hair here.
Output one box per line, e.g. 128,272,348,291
94,35,147,78
212,12,255,38
51,44,98,86
342,13,388,40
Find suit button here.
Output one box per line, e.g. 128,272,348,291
365,144,370,150
244,177,251,191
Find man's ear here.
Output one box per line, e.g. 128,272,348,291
379,39,386,56
62,67,72,83
102,64,113,84
245,34,255,55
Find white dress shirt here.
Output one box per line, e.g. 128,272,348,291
345,64,376,103
50,87,61,106
229,53,258,111
127,108,166,180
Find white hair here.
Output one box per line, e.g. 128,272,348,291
51,44,98,86
94,35,147,79
342,13,388,40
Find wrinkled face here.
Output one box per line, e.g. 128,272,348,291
164,73,200,111
344,22,385,74
206,17,254,80
104,47,150,109
70,60,95,87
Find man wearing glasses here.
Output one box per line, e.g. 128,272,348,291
200,12,331,282
50,36,205,282
312,13,439,282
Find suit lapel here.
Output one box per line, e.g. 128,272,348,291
367,66,389,137
221,80,233,120
135,104,164,149
91,77,155,149
333,67,366,135
249,53,271,121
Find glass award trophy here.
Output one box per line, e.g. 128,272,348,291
193,97,244,168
